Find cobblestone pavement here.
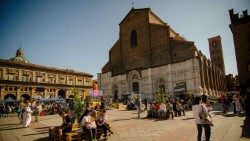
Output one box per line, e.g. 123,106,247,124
0,104,249,141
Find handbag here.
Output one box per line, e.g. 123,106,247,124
198,105,214,126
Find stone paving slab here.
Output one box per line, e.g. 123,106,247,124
0,104,249,141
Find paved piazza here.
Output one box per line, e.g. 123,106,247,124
0,104,249,141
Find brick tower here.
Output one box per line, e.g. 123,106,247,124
208,35,225,74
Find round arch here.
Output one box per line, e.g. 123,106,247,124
127,70,141,94
20,94,31,101
4,94,17,101
112,85,118,100
58,89,66,99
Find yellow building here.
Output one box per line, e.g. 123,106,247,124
0,48,93,101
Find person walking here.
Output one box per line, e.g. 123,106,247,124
34,101,42,122
192,96,211,141
135,95,142,119
233,93,243,116
22,103,33,127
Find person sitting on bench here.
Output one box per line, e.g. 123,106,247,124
96,109,113,140
59,110,72,136
81,109,97,141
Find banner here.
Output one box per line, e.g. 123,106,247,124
89,90,103,97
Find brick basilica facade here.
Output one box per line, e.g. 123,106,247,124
0,48,93,101
99,8,227,100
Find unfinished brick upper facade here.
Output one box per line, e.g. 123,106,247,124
102,8,196,76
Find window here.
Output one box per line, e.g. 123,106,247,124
213,41,216,47
130,30,137,48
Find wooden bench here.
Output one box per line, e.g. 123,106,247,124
49,123,112,141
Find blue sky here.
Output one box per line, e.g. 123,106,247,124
0,0,249,79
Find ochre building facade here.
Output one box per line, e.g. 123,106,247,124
99,8,227,100
0,48,93,101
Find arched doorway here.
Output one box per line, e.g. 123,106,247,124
69,95,74,99
114,90,118,100
4,94,17,101
127,70,141,94
20,94,31,101
112,85,118,100
132,82,139,94
58,89,66,99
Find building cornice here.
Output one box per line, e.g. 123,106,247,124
0,59,93,77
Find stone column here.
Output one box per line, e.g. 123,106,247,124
44,88,48,98
18,69,22,81
208,62,214,94
2,68,6,80
55,74,59,84
31,87,35,98
205,60,211,94
45,73,48,83
213,67,218,95
66,75,68,85
32,71,36,82
0,85,5,100
16,86,21,100
217,70,221,94
198,57,205,89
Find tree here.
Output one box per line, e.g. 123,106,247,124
156,87,166,104
72,85,86,123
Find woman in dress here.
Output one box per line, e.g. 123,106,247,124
22,103,33,127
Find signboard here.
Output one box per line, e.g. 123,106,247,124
173,82,187,95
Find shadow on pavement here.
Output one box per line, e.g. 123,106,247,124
212,111,222,115
223,113,246,117
0,127,24,131
241,116,250,138
33,137,50,141
23,131,48,136
0,123,20,127
111,117,134,122
182,117,194,120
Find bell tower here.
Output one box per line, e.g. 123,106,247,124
208,35,225,74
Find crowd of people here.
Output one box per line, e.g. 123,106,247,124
126,95,193,120
0,99,66,127
220,92,246,115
